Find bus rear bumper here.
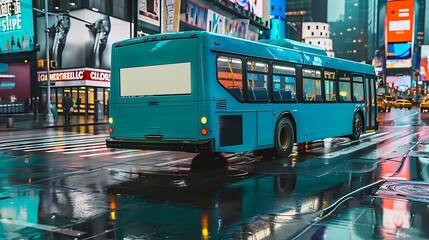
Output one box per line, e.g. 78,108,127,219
106,137,214,153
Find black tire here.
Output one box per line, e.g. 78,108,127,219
349,112,362,141
190,153,227,172
275,117,294,158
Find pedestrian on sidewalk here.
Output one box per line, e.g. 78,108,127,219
62,93,72,123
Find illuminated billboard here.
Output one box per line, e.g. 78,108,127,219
385,0,414,43
36,9,131,70
386,42,412,69
386,75,411,91
229,0,264,18
421,45,429,81
0,0,35,54
385,0,415,69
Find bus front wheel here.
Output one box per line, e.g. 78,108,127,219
275,117,295,158
349,113,362,140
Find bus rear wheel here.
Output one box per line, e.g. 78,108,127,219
349,113,362,140
275,117,294,158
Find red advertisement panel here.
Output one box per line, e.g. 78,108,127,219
386,0,414,43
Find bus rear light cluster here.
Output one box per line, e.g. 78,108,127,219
109,127,114,134
201,116,208,135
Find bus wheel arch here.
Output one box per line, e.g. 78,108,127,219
274,113,296,158
349,110,364,140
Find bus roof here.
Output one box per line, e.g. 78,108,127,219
114,31,375,76
258,38,328,56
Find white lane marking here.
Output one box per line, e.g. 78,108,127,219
46,143,106,153
17,138,106,151
155,157,194,166
79,150,135,158
63,146,113,154
114,151,164,159
2,135,107,150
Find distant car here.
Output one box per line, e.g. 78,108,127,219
392,99,412,110
377,94,391,112
420,99,429,112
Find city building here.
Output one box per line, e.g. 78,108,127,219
301,22,334,57
329,0,368,63
285,0,327,41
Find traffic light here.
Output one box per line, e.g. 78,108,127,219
37,60,56,69
37,60,45,68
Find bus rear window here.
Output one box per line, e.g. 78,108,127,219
119,62,191,97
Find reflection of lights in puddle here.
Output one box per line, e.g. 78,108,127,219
377,181,429,202
171,180,187,187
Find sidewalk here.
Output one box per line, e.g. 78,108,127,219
0,113,108,131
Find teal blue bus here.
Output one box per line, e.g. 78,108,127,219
106,31,377,165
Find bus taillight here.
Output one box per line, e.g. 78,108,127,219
109,127,114,134
201,128,207,135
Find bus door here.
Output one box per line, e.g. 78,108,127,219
365,76,377,130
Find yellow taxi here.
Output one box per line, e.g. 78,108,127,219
420,99,429,112
377,94,391,112
392,99,412,110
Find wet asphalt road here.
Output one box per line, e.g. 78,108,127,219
0,107,428,239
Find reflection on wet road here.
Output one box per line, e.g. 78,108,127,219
0,108,428,239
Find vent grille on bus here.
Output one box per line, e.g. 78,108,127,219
216,100,227,109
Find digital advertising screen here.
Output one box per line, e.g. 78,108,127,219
386,75,411,91
385,0,414,43
0,0,35,54
386,42,412,69
420,45,429,81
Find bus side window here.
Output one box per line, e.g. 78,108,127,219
228,86,243,101
247,87,256,101
324,70,336,102
217,56,243,101
352,75,364,102
302,68,322,102
338,71,352,102
272,64,296,102
247,60,268,102
273,89,282,101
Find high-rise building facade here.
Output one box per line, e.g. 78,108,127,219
285,0,327,41
329,0,368,63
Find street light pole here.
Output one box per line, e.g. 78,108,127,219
44,0,54,124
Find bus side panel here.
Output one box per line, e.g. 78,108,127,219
214,110,274,153
214,112,256,153
293,104,355,142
